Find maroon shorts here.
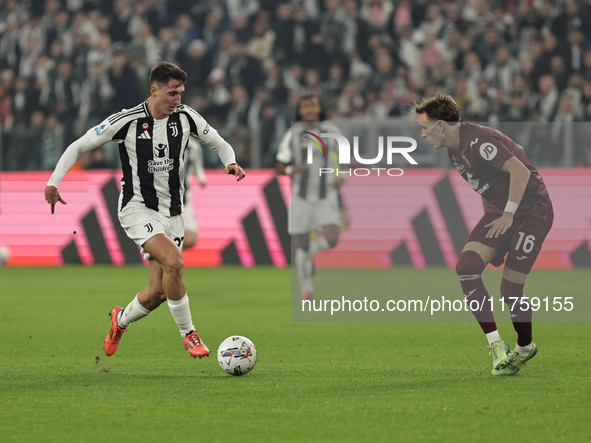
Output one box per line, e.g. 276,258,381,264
467,206,554,274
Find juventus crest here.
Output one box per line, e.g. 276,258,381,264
169,121,179,137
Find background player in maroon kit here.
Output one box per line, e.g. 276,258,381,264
415,94,553,376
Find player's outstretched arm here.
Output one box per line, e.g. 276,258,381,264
224,163,246,181
44,124,108,213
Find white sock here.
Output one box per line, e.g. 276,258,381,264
295,248,313,293
486,330,502,345
309,236,331,258
118,294,151,328
167,294,195,336
515,343,532,355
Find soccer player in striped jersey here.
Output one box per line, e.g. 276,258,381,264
415,94,553,376
44,62,245,359
276,95,343,300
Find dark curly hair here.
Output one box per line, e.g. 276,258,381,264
149,61,188,87
295,95,327,122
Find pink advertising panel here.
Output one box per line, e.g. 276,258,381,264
0,169,589,269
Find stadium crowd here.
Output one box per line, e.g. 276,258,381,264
1,0,591,171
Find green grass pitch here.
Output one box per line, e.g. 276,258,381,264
0,266,589,442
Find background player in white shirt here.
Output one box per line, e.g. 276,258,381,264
182,138,207,250
276,95,342,300
44,62,245,359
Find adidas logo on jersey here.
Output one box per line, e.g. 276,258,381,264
138,130,151,139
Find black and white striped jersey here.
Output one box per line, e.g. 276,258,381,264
276,121,341,201
48,100,236,217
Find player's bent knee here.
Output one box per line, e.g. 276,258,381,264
456,250,486,277
161,254,184,275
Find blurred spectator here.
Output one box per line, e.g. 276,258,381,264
227,43,264,95
337,81,364,116
9,110,44,170
0,95,14,170
551,0,591,41
304,68,322,93
360,0,394,30
366,89,392,120
0,0,588,169
343,0,371,58
419,3,444,39
483,46,520,93
231,14,251,44
318,0,347,60
272,3,293,66
0,17,20,72
534,74,559,122
131,23,159,67
13,76,38,125
566,30,585,73
441,1,470,38
259,102,287,167
219,85,250,140
246,18,276,70
550,55,571,92
545,94,577,166
212,31,235,72
227,0,260,21
18,36,42,79
264,65,288,104
40,113,64,170
110,0,133,43
39,59,79,143
107,47,143,113
476,27,502,68
206,68,231,120
289,6,323,69
78,62,114,131
503,92,531,122
87,34,112,70
466,77,493,121
181,40,212,94
322,63,345,98
174,14,199,45
86,146,110,169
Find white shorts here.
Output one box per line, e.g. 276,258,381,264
181,188,199,233
119,203,184,259
289,193,341,235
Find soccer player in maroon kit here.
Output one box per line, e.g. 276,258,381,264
415,95,553,375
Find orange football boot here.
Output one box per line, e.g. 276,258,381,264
104,306,127,356
183,331,210,358
301,290,314,300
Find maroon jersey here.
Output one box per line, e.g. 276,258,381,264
448,123,552,218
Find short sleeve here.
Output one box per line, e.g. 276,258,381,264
474,134,514,170
276,129,292,164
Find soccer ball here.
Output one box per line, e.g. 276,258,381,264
217,336,257,376
0,245,10,267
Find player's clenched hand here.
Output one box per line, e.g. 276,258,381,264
484,213,513,238
224,163,246,181
44,186,67,214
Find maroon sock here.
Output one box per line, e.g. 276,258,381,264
462,278,497,334
457,251,496,334
501,278,532,346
